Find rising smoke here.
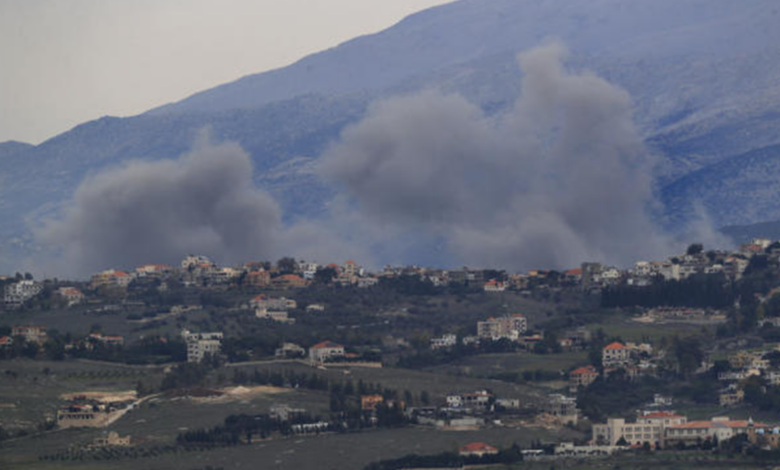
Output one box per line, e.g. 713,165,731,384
37,43,711,275
35,133,285,275
319,43,678,270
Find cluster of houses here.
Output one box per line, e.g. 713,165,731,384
568,341,656,393
180,329,357,368
407,389,523,431
4,236,774,313
714,347,780,407
0,324,125,354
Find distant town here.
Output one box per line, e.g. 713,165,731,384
4,239,780,468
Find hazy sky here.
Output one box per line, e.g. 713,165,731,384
0,0,451,144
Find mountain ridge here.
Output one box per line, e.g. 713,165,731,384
2,0,780,272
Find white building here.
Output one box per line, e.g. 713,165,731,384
477,314,527,341
4,280,43,308
592,412,687,447
182,329,223,363
446,390,492,410
255,309,294,323
665,417,765,447
602,342,631,367
483,279,506,292
57,287,85,307
431,334,457,350
181,254,212,270
308,341,345,364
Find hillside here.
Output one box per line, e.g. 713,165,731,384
2,0,780,272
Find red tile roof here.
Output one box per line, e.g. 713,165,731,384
310,340,343,350
671,420,766,429
604,341,626,350
570,366,598,376
0,336,12,345
460,442,498,453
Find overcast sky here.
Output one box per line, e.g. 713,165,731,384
0,0,451,144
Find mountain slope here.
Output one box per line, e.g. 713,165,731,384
2,0,780,271
661,144,780,226
149,0,780,117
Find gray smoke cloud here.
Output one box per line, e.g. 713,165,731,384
34,133,286,275
319,43,678,270
34,42,722,276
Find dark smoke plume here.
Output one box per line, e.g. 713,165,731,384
319,43,678,270
35,43,723,276
35,133,284,275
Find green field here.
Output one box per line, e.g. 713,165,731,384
589,318,710,343
426,351,588,379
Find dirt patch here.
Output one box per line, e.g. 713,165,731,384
194,385,289,404
60,390,137,403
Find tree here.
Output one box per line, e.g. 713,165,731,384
673,336,704,376
277,257,297,275
314,267,337,285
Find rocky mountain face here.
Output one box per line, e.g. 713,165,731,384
2,0,780,271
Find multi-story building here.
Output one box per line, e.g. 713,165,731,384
719,385,745,407
602,342,631,367
11,325,47,344
665,417,765,447
446,390,493,410
477,314,527,341
272,274,308,289
134,264,172,278
4,280,43,308
182,329,223,363
90,269,132,289
546,394,579,425
592,412,687,447
308,341,345,364
483,279,506,292
431,334,457,350
569,365,599,392
250,295,296,311
581,262,603,289
0,336,13,349
255,309,294,323
181,255,212,270
749,425,780,449
56,287,85,306
245,270,271,287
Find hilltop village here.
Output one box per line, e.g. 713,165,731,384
4,240,780,468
